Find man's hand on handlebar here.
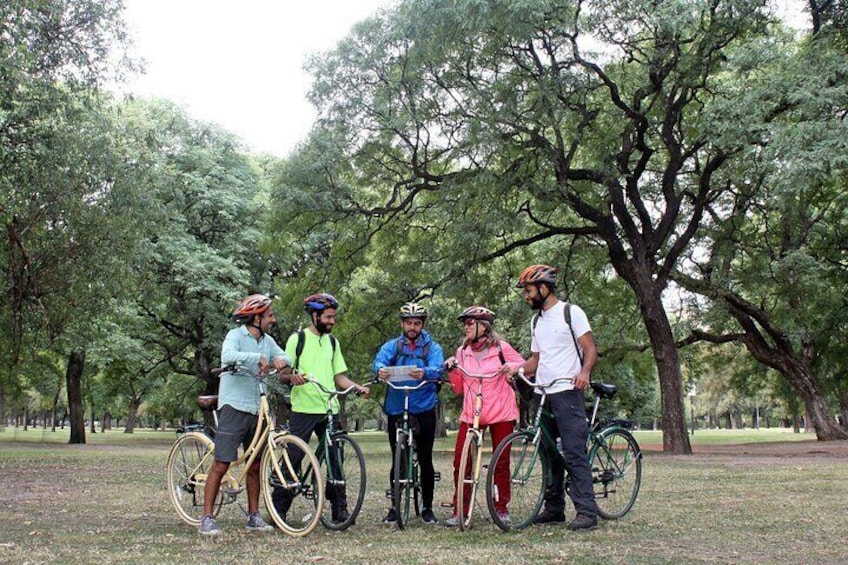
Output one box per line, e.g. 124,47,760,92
278,369,307,386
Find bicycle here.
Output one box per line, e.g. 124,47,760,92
449,363,504,531
377,371,441,530
291,376,368,531
166,365,325,537
486,370,642,531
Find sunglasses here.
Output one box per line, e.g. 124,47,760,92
463,319,478,327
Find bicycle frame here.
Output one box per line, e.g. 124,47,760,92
296,376,367,530
492,371,641,528
167,366,323,536
451,364,502,531
381,375,435,530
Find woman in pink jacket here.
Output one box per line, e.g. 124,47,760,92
443,305,525,526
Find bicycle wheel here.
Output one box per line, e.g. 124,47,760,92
456,431,481,531
320,433,366,531
392,431,413,530
166,432,222,526
262,432,324,537
590,428,642,519
486,430,547,531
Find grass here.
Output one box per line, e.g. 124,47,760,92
0,427,846,564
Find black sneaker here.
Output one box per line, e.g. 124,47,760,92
421,507,438,525
567,513,598,531
381,508,397,524
534,509,566,524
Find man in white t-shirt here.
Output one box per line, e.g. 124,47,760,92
510,264,599,531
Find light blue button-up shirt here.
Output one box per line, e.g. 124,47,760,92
219,325,289,415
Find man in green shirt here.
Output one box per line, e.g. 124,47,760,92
274,292,369,525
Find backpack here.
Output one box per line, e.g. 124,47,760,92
293,330,336,371
390,336,430,365
531,302,583,365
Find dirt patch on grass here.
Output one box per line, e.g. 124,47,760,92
642,438,848,460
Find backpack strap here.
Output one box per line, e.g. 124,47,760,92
391,337,429,364
531,302,583,366
294,330,336,371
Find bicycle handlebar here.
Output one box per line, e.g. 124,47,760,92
445,363,504,380
513,369,574,390
302,376,367,398
376,375,442,391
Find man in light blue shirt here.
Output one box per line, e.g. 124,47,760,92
199,294,290,536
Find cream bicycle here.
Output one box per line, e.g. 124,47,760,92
166,365,324,536
451,363,504,531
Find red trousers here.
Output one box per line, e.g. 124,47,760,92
451,420,515,515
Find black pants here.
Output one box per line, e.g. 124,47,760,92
272,412,345,513
386,408,436,509
537,390,598,518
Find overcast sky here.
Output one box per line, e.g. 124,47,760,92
118,0,807,158
119,0,391,157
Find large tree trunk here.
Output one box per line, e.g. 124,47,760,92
66,349,86,444
620,263,692,454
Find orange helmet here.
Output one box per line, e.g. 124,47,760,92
457,305,496,323
233,294,272,320
516,264,558,288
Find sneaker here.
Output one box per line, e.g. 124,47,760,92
198,514,221,536
381,508,397,524
497,511,511,526
567,513,598,531
421,507,438,525
444,514,459,527
533,509,566,524
332,507,352,524
246,512,274,532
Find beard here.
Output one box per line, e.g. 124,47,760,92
403,329,421,341
316,320,334,335
528,294,546,310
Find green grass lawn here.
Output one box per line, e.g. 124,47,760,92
0,426,845,564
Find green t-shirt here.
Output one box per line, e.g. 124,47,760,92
286,330,348,414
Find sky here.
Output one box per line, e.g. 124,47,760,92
118,0,808,159
119,0,391,157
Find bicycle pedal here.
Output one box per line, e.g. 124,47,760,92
226,486,244,495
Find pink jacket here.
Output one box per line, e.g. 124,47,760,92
448,340,525,426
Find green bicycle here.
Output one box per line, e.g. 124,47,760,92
486,371,642,531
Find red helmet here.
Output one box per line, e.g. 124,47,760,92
457,305,496,323
516,264,558,288
303,293,340,314
233,294,272,319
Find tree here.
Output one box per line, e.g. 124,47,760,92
1,1,134,443
272,0,793,453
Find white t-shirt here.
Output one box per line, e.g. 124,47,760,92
530,301,591,394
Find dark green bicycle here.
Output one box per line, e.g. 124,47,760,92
486,371,642,531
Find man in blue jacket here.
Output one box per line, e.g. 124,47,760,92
373,302,444,525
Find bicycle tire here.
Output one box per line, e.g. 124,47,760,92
319,433,366,531
456,432,481,531
166,431,222,526
590,427,642,519
262,432,324,537
486,430,547,531
393,431,414,530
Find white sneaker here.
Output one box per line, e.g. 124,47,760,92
444,514,459,527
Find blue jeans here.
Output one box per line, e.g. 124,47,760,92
537,390,598,518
